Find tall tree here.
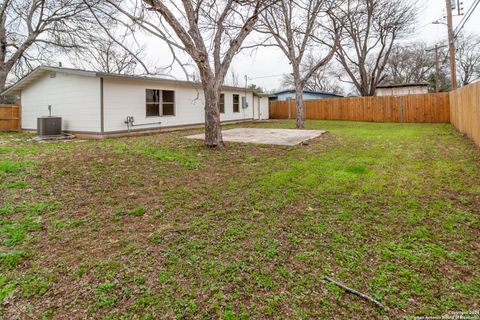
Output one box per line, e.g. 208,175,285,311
383,42,435,85
427,69,451,93
259,0,340,128
71,35,148,75
281,62,344,96
0,0,102,98
332,0,416,96
456,33,480,86
98,0,274,147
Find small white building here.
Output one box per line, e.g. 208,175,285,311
2,66,269,137
375,83,429,96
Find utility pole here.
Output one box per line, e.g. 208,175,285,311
426,44,447,92
434,45,441,92
446,0,458,90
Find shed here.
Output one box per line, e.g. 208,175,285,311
375,83,429,96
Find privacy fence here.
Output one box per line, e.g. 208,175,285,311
269,93,451,123
269,83,480,147
0,105,20,131
450,82,480,147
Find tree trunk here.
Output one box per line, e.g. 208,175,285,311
0,70,8,103
295,83,305,129
203,84,224,148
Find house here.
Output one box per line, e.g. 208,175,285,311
375,83,429,96
269,89,343,101
1,66,269,138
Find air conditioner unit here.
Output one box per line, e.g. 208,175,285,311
37,116,62,137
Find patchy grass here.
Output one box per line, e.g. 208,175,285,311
0,160,28,173
0,120,479,319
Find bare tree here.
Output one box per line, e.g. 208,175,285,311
332,0,417,96
95,0,274,147
226,69,240,87
0,0,104,99
383,42,435,85
259,0,340,128
72,35,147,75
456,33,480,86
281,60,344,95
427,68,451,93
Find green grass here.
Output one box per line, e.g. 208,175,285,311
0,160,26,173
128,206,146,216
0,120,479,318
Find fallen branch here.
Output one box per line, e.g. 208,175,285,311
324,276,387,311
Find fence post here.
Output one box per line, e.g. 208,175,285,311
287,98,292,119
399,96,404,123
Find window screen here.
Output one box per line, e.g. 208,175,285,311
233,94,240,113
219,94,225,113
146,89,160,117
146,89,175,117
162,90,175,116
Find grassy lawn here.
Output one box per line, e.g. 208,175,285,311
1,120,479,319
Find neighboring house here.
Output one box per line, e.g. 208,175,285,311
375,83,429,96
269,89,343,101
2,66,269,137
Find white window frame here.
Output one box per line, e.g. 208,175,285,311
146,89,176,117
233,94,240,113
161,90,175,117
219,93,225,114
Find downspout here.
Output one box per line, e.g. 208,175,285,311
252,92,255,120
100,77,104,134
258,96,261,120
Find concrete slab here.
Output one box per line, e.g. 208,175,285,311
185,128,326,146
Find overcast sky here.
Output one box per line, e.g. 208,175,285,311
129,0,480,92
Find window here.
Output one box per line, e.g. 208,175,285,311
146,89,175,117
146,89,160,117
233,94,240,113
162,90,175,116
219,94,225,113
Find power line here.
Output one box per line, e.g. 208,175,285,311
455,0,476,30
248,74,284,80
454,0,480,37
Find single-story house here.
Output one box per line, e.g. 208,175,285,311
2,66,269,137
269,89,343,101
375,83,429,96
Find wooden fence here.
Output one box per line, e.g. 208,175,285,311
450,82,480,147
269,92,451,123
0,105,20,131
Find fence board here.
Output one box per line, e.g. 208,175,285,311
0,104,20,131
450,82,480,147
269,93,450,123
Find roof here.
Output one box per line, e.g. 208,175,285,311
376,83,429,89
1,66,257,96
270,89,343,97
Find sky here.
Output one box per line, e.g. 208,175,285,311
98,0,480,92
225,0,480,91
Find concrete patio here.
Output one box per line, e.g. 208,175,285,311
185,128,326,146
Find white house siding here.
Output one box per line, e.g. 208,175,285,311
102,78,256,133
21,72,101,132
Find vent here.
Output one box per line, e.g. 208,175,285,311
37,117,62,137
